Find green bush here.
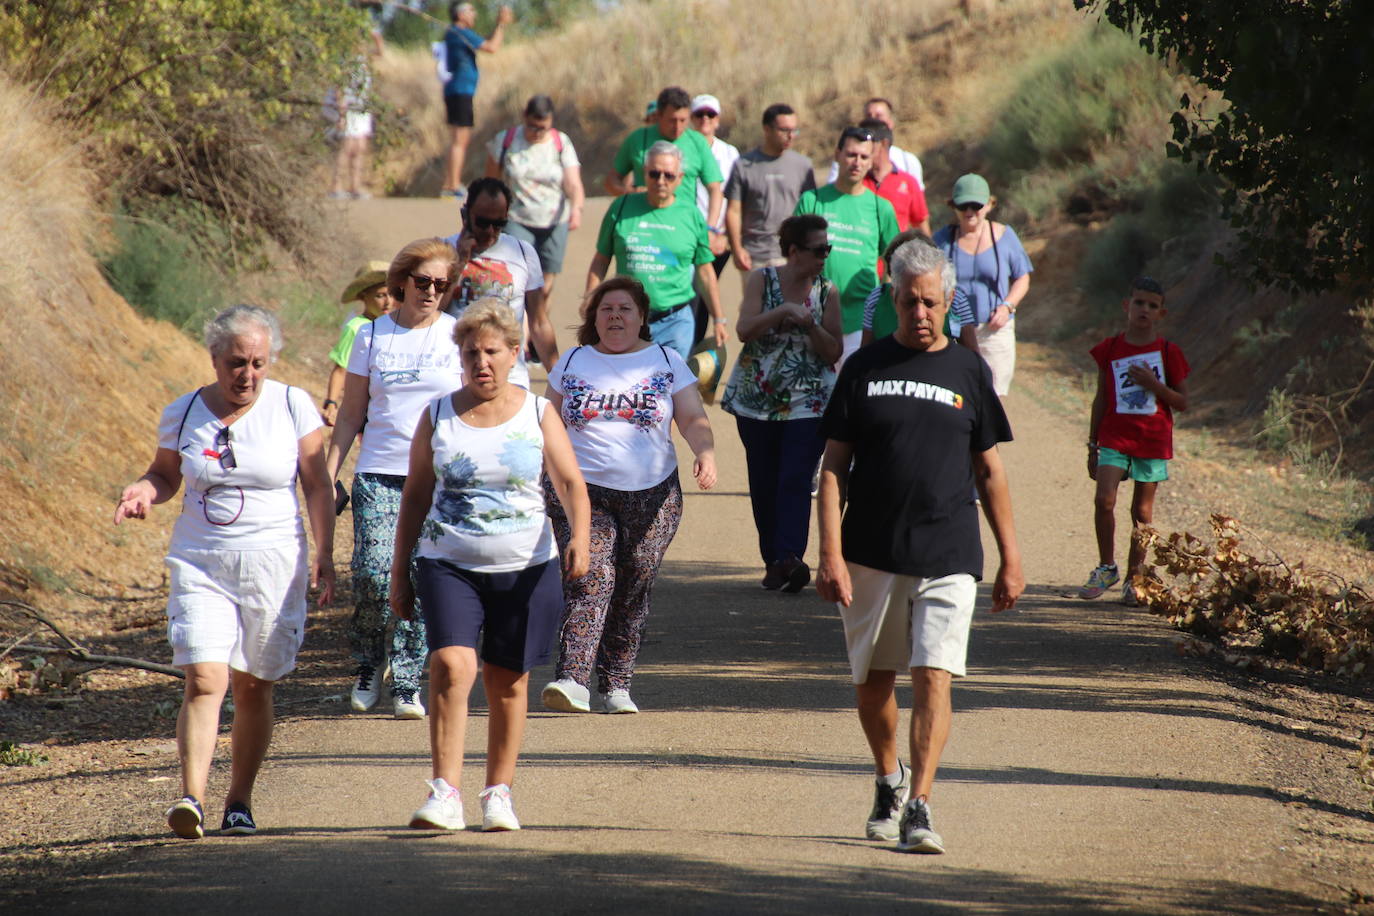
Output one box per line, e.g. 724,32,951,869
383,2,440,47
984,25,1175,177
101,205,227,332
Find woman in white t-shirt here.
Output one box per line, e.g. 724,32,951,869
539,278,717,715
483,94,585,302
326,238,463,720
390,300,589,832
114,305,335,840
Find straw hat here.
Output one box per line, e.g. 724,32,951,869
687,338,727,405
340,261,390,304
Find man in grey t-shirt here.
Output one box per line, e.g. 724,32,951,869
724,103,816,271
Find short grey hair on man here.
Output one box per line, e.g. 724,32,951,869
203,304,283,359
645,140,684,168
889,239,956,298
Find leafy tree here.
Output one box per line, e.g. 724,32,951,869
1075,0,1374,292
0,0,369,261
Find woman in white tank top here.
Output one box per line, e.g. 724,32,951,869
389,299,590,832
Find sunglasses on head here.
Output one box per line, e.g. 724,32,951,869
213,427,237,471
410,274,452,294
955,201,984,212
840,127,874,144
647,169,678,181
469,215,508,231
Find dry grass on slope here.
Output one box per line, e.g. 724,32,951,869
373,0,1085,196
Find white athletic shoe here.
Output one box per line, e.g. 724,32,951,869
599,688,639,714
393,689,426,719
478,783,520,831
409,777,463,830
541,678,590,713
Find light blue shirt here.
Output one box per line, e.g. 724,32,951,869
933,224,1033,325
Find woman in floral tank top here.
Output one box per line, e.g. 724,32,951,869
721,214,842,593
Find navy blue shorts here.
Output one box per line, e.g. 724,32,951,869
444,93,475,128
414,557,563,672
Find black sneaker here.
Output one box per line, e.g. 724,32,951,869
166,795,204,839
220,801,257,836
780,556,811,594
897,797,945,854
760,563,786,590
864,762,910,840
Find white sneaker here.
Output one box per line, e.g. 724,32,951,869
541,678,590,713
599,688,639,714
350,663,384,712
409,777,463,830
478,783,520,831
393,689,426,719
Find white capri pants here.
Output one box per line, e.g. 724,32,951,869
974,319,1015,396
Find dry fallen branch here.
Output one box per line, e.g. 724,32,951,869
0,599,183,679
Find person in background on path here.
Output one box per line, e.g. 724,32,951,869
115,305,336,839
862,231,978,353
932,173,1032,397
816,239,1022,855
587,142,727,359
720,214,841,593
859,118,929,235
689,93,739,346
606,86,724,229
324,262,394,427
483,94,586,304
442,177,559,383
726,103,815,274
540,278,717,715
641,99,658,125
827,97,924,189
1080,276,1189,605
326,238,465,720
392,300,590,833
794,126,899,368
441,1,514,199
328,46,376,200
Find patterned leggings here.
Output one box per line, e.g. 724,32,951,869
545,472,682,694
349,473,429,694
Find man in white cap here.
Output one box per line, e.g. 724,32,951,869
688,93,739,344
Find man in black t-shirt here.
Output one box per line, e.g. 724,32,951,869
817,238,1024,855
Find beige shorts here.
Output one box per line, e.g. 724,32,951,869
974,319,1015,396
837,562,977,683
165,541,308,681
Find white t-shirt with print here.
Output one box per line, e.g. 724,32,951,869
696,137,740,232
347,312,463,476
485,128,581,229
442,231,544,389
416,390,558,573
547,343,695,491
158,380,321,550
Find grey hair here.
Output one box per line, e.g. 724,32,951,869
645,140,684,167
203,304,283,359
889,240,956,298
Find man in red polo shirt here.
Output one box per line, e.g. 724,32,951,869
860,118,929,235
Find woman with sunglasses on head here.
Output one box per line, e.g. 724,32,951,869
721,214,842,593
931,174,1033,397
114,305,336,839
483,95,585,303
326,238,464,720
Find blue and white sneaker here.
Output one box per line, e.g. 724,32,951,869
166,796,204,839
220,801,257,836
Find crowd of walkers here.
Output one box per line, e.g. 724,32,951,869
115,75,1192,857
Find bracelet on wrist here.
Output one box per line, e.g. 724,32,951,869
714,318,728,325
323,399,339,408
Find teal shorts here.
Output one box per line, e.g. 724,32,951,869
1098,446,1168,483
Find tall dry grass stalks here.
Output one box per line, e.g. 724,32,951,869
374,0,1081,195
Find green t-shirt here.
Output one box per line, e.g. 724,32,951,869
328,314,370,368
793,185,899,333
596,194,712,312
612,126,724,209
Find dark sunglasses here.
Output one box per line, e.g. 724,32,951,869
692,110,719,119
647,169,679,181
410,274,452,294
801,243,832,257
213,427,237,471
954,201,984,212
470,215,508,231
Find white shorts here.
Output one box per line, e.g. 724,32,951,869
343,111,374,139
838,329,864,372
164,541,308,681
837,563,977,683
974,320,1015,396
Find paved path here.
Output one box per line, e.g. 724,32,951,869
36,198,1337,912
